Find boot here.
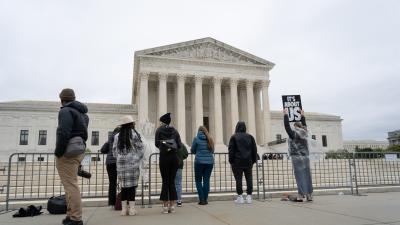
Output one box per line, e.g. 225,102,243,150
128,201,137,216
120,201,128,216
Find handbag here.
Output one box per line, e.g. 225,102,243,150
64,136,86,158
161,139,178,151
114,183,122,210
47,195,67,214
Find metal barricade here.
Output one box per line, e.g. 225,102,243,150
4,152,145,211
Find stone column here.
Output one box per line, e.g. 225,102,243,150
262,80,272,145
246,79,256,138
158,73,168,119
194,75,203,128
254,82,263,144
138,72,149,123
176,74,186,143
213,76,224,145
230,78,239,134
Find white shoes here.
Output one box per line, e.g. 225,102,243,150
120,201,129,216
169,206,176,213
235,195,244,204
246,195,253,204
128,201,137,216
162,206,169,214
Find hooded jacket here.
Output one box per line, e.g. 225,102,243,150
228,122,258,168
154,125,182,155
55,101,89,157
191,131,214,165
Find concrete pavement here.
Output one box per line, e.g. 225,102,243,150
1,192,400,225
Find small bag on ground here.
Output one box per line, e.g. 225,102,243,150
47,195,67,214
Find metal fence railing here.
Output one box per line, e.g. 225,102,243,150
3,152,400,211
3,153,146,211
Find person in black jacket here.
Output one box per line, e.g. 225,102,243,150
284,108,313,202
100,126,120,209
228,122,258,204
55,88,89,225
154,113,182,214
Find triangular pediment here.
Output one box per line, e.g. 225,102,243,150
135,37,274,67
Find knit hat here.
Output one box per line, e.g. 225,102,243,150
59,88,76,101
159,113,171,125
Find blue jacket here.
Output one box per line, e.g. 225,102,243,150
191,131,214,164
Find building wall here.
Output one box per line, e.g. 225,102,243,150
343,140,389,151
0,104,136,162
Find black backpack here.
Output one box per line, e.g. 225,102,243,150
47,195,67,214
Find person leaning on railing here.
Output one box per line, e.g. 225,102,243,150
283,108,313,202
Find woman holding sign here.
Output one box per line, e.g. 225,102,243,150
283,109,313,202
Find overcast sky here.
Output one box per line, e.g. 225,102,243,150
0,0,399,140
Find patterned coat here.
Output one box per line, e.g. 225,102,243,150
112,130,144,188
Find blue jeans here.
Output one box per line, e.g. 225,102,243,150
175,168,183,201
194,163,213,202
291,155,313,195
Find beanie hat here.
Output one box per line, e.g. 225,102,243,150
59,88,76,101
159,113,171,125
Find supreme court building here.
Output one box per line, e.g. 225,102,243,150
0,37,343,160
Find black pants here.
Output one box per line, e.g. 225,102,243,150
121,186,136,201
232,165,253,195
106,163,117,206
159,153,179,201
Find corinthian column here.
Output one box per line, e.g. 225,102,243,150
213,76,224,145
158,73,168,119
176,74,186,143
230,78,239,134
138,72,149,123
246,79,256,138
194,75,203,128
262,80,272,145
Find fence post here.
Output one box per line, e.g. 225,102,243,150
352,153,359,195
148,153,154,208
348,157,354,195
5,153,16,211
141,176,145,208
261,153,267,201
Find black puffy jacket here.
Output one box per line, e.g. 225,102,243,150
55,101,89,157
228,122,258,168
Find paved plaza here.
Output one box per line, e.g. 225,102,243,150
1,192,400,225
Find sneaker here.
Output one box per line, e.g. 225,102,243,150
65,220,83,225
62,216,71,225
306,194,313,202
169,206,176,213
296,194,304,202
235,195,244,204
162,206,169,214
177,201,182,207
246,195,252,204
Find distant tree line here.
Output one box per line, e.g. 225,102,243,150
325,145,400,159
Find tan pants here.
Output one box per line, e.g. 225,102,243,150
56,154,85,221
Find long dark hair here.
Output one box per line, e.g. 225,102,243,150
117,122,134,152
198,126,214,152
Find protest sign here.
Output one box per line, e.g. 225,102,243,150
282,95,302,122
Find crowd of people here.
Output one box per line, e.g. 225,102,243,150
54,88,313,225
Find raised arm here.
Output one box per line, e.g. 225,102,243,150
300,110,307,127
283,109,295,139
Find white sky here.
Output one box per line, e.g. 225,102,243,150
0,0,399,140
